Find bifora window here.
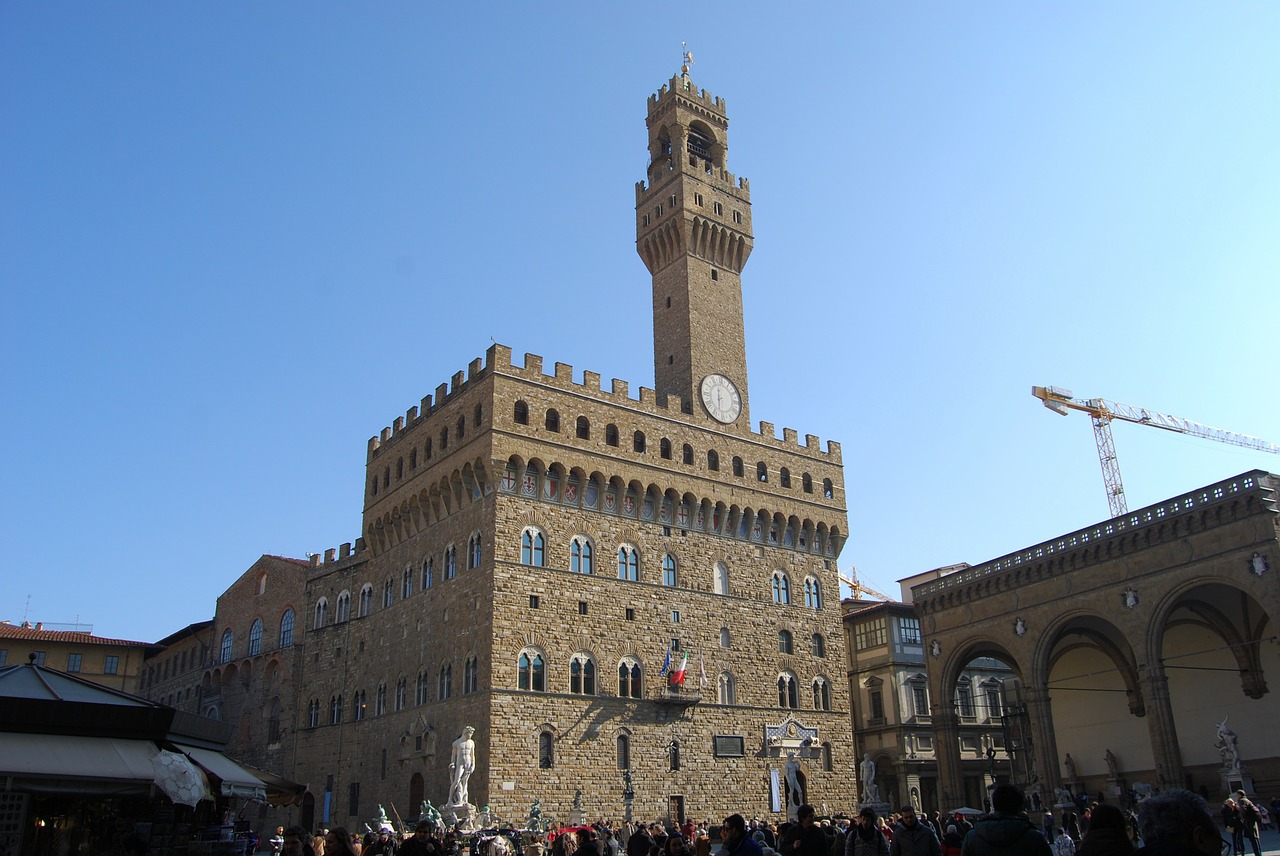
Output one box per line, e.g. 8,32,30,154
518,650,545,691
521,529,545,567
570,654,596,695
618,657,643,698
617,546,639,581
570,536,593,574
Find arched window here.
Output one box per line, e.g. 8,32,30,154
422,558,434,589
707,450,719,471
474,404,483,427
416,669,429,705
717,672,736,705
425,438,433,459
719,627,731,648
811,633,826,658
358,584,374,617
279,609,295,648
660,438,672,459
780,468,791,488
772,572,791,605
396,458,403,480
521,529,545,567
514,400,529,425
813,677,832,711
669,739,681,771
314,599,328,629
545,409,560,432
307,699,320,728
219,629,233,663
756,462,768,482
336,591,351,623
682,444,693,465
395,677,407,711
714,562,729,595
822,742,834,772
823,479,834,499
539,732,554,769
570,654,596,695
576,416,590,439
633,431,646,453
778,629,793,654
662,554,677,587
570,536,593,574
802,473,813,493
444,546,457,579
375,683,387,716
468,533,482,569
804,576,822,609
778,672,798,708
402,568,413,599
617,545,639,581
438,664,452,700
618,657,643,698
248,619,263,656
617,734,631,769
353,691,366,720
732,457,744,477
456,415,465,440
383,579,395,608
464,656,478,694
440,426,448,450
329,694,344,724
518,650,546,692
605,424,619,446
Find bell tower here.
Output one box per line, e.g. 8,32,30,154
636,58,753,427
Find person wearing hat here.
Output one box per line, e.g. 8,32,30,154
941,825,964,856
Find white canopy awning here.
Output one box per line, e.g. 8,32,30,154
176,744,266,800
0,733,158,794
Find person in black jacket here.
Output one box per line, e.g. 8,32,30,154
779,807,828,856
961,786,1051,856
892,806,942,856
1076,805,1133,856
1135,790,1222,856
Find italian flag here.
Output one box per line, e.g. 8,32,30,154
669,652,689,685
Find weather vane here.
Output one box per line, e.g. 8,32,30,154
681,41,693,75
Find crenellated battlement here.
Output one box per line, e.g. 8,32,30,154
635,165,750,201
306,539,366,570
648,74,727,116
368,342,839,464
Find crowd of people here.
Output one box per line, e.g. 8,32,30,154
269,787,1278,856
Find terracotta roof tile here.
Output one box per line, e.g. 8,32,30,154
0,623,154,647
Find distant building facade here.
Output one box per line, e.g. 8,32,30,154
843,597,1014,812
0,621,156,694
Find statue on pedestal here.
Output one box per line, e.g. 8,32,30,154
1063,753,1077,783
1215,718,1241,770
1104,749,1119,779
448,726,477,806
859,753,880,804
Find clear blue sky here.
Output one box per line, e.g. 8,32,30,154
3,3,1278,643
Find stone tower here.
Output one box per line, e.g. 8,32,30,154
637,66,753,427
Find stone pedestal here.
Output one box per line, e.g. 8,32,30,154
1105,778,1125,802
857,801,892,819
1221,767,1254,798
443,801,477,831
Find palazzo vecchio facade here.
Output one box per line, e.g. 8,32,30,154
144,68,855,831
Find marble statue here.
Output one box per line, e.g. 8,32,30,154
1104,749,1119,778
859,753,880,803
449,726,477,806
785,752,805,815
1054,787,1073,807
1216,718,1240,769
1064,753,1077,782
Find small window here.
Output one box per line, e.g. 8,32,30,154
802,473,813,494
669,739,681,771
545,409,560,432
695,193,703,206
756,462,768,482
67,653,82,672
625,607,636,621
671,610,681,622
707,450,719,471
778,630,793,654
456,415,465,440
474,404,483,426
811,633,825,657
660,438,672,460
714,201,723,215
529,594,540,609
409,449,417,470
733,210,742,224
714,562,729,595
732,457,744,477
633,431,646,453
669,193,677,207
710,268,718,281
780,468,791,488
440,427,448,450
617,734,631,769
682,444,693,465
576,416,590,439
396,458,403,480
425,438,433,459
719,627,731,648
605,424,619,447
578,601,588,615
514,401,529,425
823,479,834,499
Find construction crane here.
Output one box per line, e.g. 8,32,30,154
1032,385,1280,517
839,566,895,602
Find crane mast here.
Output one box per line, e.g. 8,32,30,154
1032,385,1280,517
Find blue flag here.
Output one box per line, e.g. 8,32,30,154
659,648,672,675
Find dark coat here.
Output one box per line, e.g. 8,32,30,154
891,822,942,856
1075,828,1134,856
961,816,1051,856
847,827,890,856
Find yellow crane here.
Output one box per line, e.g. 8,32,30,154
839,566,895,602
1032,385,1280,517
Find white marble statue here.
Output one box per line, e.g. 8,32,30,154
859,753,880,803
449,726,477,805
1216,718,1241,769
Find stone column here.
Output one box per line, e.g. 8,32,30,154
1025,684,1059,811
1139,664,1184,788
933,707,965,810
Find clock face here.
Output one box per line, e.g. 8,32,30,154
700,374,741,423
